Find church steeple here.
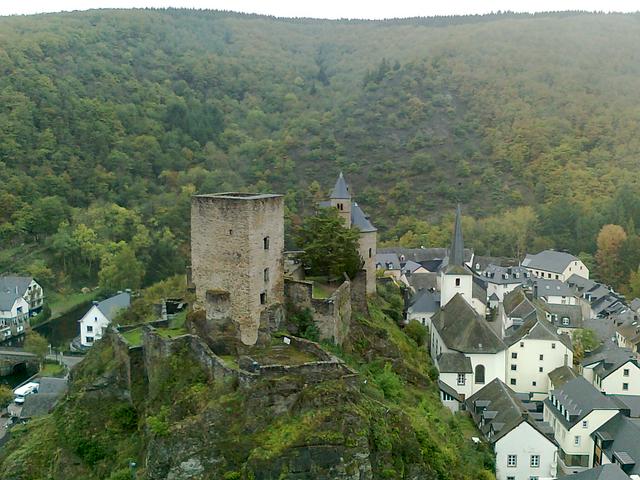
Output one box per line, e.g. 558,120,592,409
450,204,464,266
330,172,351,200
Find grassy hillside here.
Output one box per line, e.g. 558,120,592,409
2,9,640,292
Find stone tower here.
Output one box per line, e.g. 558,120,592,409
324,173,377,295
329,172,352,227
440,204,473,308
191,193,284,346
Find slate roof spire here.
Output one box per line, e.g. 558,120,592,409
330,172,351,200
450,204,465,266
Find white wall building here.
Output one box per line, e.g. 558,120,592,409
506,317,574,400
522,250,589,282
581,346,640,396
468,379,558,480
544,377,620,475
79,292,131,347
478,265,529,303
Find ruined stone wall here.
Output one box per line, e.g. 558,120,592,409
190,194,284,346
358,230,377,295
110,329,147,404
285,278,351,346
350,270,370,316
311,280,351,346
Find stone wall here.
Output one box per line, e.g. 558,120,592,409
190,193,284,346
110,329,147,405
284,278,351,346
350,270,369,316
358,230,377,295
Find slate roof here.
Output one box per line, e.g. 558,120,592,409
582,345,638,380
563,464,630,480
545,377,619,429
505,315,572,349
548,365,578,388
437,351,472,373
402,260,424,274
377,247,473,264
330,172,351,199
630,298,640,313
471,256,519,273
407,289,440,315
472,277,487,304
0,276,32,310
95,292,131,321
376,253,401,270
432,294,505,354
479,265,529,285
466,379,557,444
407,272,438,293
351,202,376,233
593,414,640,475
536,301,584,329
522,250,580,274
438,380,462,402
611,395,640,418
617,316,640,346
503,287,538,322
529,278,577,298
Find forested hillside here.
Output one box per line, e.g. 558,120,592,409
2,9,640,294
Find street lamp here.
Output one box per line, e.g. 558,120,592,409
129,460,137,479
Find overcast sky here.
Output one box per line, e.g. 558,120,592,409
1,1,638,18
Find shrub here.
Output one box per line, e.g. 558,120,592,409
404,320,427,346
374,363,403,400
290,308,319,341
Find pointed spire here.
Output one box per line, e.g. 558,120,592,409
330,172,351,200
450,204,465,266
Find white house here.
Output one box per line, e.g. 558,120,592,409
522,250,589,282
0,292,29,340
467,379,558,480
478,265,529,303
544,377,621,475
0,276,44,317
431,293,506,400
405,288,440,330
592,413,640,477
79,292,131,347
505,316,574,400
529,278,579,305
581,346,640,396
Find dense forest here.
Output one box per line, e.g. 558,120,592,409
2,9,640,296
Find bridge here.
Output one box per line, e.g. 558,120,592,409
0,348,39,376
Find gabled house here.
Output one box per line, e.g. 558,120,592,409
0,276,44,317
544,377,621,475
548,365,579,393
592,413,640,477
478,265,529,303
0,291,28,341
405,288,440,329
431,293,506,399
375,253,402,280
567,274,626,319
528,278,579,305
581,345,640,396
522,249,589,281
616,313,640,354
500,286,539,336
467,379,558,480
437,351,472,412
505,316,574,400
79,292,131,347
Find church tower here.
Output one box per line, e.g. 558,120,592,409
329,172,352,228
440,204,473,308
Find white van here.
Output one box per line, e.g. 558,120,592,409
13,382,39,405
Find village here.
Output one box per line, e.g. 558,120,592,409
0,172,639,479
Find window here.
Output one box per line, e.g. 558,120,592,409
263,236,270,250
507,477,515,480
552,343,556,349
532,381,537,386
263,268,269,282
539,354,544,361
94,316,98,321
624,368,630,377
530,455,540,468
87,325,93,333
475,365,485,384
530,477,539,480
368,248,372,258
510,378,516,385
539,367,543,373
442,392,455,401
507,455,517,467
512,352,518,359
86,336,94,343
229,229,233,235
623,383,629,391
455,278,461,287
562,317,570,326
574,435,581,446
582,420,588,429
511,364,517,371
520,342,524,348
260,292,267,305
457,373,465,386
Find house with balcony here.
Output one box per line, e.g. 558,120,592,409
544,377,621,475
0,276,44,317
0,290,29,341
467,379,558,480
